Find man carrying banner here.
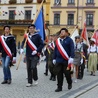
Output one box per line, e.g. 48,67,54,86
53,28,74,92
21,24,44,87
0,25,16,84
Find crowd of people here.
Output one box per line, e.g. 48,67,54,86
0,24,98,93
43,27,98,92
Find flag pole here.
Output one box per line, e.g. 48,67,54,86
16,0,44,70
93,25,98,34
16,29,27,70
33,0,44,24
70,22,80,36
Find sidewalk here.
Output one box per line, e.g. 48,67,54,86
0,56,98,98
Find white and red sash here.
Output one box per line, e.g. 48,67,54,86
56,38,73,68
56,38,69,60
24,34,40,56
0,35,12,58
48,42,55,50
24,34,37,51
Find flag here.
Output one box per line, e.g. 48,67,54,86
55,0,61,5
92,30,98,46
81,20,89,46
71,27,79,43
34,6,45,41
14,10,16,15
18,11,21,15
21,11,24,15
5,12,8,14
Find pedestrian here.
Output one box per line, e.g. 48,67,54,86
43,36,49,76
53,28,74,92
73,36,83,83
20,24,44,87
0,25,17,84
18,41,20,54
78,37,88,79
88,38,98,76
47,35,56,81
44,44,49,76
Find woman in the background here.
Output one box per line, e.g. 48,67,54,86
73,36,83,83
88,38,98,76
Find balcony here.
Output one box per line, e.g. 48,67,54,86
25,0,33,3
9,0,17,4
0,20,33,26
37,0,46,3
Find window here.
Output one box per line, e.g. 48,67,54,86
54,0,61,5
25,10,31,20
86,14,93,26
67,14,74,25
68,0,74,4
87,0,94,3
9,10,15,20
54,14,60,25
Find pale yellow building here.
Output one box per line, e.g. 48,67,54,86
0,0,50,45
49,0,98,37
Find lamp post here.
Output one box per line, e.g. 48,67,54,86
77,0,79,24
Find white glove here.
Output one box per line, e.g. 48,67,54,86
53,59,56,65
12,57,16,64
68,58,74,64
32,50,37,55
20,49,24,54
80,58,83,64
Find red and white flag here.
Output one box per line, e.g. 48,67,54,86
92,30,98,46
81,20,89,46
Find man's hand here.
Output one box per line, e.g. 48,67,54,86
68,58,74,64
12,57,16,64
53,59,56,65
20,49,24,54
32,50,37,55
80,58,83,64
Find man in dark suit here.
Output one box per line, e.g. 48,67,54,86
21,24,44,87
53,28,74,92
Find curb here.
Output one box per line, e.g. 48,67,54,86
60,79,98,98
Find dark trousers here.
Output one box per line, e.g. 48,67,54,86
48,61,55,78
45,57,48,74
56,62,72,89
26,56,39,84
78,63,85,79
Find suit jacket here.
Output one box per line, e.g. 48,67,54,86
0,34,16,57
21,33,44,57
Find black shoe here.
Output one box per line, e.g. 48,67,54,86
90,72,93,75
68,84,72,90
49,76,52,80
52,77,56,81
7,80,11,84
55,88,62,92
44,73,48,76
1,80,8,84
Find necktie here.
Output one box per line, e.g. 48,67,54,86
76,44,77,49
60,39,63,45
51,42,54,48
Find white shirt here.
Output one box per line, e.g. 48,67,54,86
88,44,98,53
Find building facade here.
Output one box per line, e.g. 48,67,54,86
0,0,50,45
49,0,98,37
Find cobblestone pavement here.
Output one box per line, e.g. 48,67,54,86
0,55,98,98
